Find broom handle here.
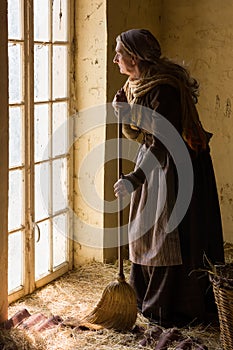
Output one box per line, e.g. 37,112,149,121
118,113,124,280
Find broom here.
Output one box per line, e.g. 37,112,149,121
84,112,138,331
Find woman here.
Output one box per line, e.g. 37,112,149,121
112,29,224,328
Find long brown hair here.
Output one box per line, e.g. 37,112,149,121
138,58,199,104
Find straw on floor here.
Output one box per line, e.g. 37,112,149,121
6,260,224,350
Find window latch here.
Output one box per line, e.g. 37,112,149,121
29,214,41,243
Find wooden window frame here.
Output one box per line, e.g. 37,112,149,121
8,0,74,304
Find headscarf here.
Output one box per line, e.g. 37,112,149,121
118,29,210,152
120,29,161,63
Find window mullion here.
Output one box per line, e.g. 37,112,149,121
24,0,35,295
68,0,75,269
49,0,54,272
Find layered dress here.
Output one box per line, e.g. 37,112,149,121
119,78,225,327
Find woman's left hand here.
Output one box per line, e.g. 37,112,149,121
112,88,131,121
113,177,134,197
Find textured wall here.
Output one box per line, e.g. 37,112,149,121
73,0,233,266
73,0,107,264
160,0,233,242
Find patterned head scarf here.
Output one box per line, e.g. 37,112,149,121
119,29,161,63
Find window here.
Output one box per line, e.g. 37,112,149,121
8,0,73,302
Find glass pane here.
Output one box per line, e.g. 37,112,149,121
34,0,49,41
8,170,23,231
34,44,49,102
8,0,22,40
35,220,50,279
35,163,49,222
52,45,67,99
8,43,23,103
9,107,23,168
52,158,67,213
53,102,67,157
53,0,68,42
35,104,49,161
8,231,23,291
53,213,67,267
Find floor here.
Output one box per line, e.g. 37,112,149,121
4,259,227,349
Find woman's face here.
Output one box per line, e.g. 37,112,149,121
113,41,138,78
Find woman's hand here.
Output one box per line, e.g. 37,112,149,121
112,88,131,121
113,87,128,103
113,176,134,197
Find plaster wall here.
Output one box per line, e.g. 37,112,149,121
160,0,233,243
73,0,233,267
73,0,107,265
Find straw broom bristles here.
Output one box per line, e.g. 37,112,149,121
84,274,138,331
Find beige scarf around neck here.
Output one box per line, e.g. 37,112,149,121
122,74,209,152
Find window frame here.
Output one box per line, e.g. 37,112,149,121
8,0,74,304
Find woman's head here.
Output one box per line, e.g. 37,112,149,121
113,29,161,78
113,40,140,78
118,29,161,63
113,29,164,78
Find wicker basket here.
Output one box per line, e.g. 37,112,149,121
210,264,233,350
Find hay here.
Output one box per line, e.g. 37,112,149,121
5,250,233,350
0,327,46,350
